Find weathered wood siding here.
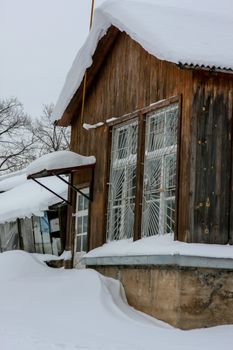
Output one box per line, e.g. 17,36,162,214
188,72,233,244
69,29,233,249
71,31,193,249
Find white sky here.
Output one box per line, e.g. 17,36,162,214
0,0,105,118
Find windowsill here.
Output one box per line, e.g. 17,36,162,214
81,234,233,270
81,254,233,270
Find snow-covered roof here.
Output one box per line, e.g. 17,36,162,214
26,150,96,177
0,176,67,224
52,0,233,123
0,172,27,192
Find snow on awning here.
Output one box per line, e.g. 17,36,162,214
26,150,96,178
0,172,27,192
52,0,233,123
0,176,67,224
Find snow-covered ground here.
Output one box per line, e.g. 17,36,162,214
0,251,233,350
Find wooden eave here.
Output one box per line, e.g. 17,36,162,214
55,24,233,128
56,26,120,127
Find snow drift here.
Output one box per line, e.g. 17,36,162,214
0,251,233,349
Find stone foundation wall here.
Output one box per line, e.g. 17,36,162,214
94,265,233,329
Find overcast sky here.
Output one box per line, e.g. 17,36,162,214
0,0,105,118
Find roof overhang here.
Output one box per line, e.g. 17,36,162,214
55,26,119,127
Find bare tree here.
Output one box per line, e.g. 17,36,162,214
32,103,70,156
0,98,36,173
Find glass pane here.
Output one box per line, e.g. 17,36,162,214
147,112,164,152
78,195,83,211
77,217,82,234
83,216,88,233
144,158,162,200
165,109,178,147
112,207,122,240
165,154,176,194
164,199,175,234
131,124,138,155
76,235,82,252
82,234,88,252
117,128,128,159
84,197,89,210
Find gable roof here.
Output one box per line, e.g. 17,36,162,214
52,0,233,124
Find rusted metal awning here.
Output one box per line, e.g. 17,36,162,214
27,163,95,204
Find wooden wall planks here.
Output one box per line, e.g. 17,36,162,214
69,29,233,249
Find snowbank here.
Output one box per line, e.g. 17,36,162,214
26,150,96,176
0,250,233,349
85,234,233,260
0,250,48,281
52,0,233,122
0,176,67,223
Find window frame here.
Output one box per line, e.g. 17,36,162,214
106,120,138,241
105,95,182,242
74,187,90,253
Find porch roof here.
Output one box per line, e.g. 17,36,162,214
26,150,96,179
0,176,67,224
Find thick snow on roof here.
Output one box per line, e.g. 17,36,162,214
0,172,27,192
0,176,67,223
52,0,233,122
26,150,96,176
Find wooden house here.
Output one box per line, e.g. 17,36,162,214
52,1,233,329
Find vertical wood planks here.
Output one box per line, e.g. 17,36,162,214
190,74,232,244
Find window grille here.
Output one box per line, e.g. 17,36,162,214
142,104,178,236
106,121,138,241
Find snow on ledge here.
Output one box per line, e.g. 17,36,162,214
26,151,96,177
85,234,233,260
83,122,104,130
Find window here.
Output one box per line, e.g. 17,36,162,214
106,100,179,241
142,104,178,236
106,121,138,240
75,188,89,252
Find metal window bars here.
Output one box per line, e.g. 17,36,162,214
106,121,138,241
106,103,178,241
142,104,178,237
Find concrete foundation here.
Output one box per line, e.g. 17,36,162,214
94,265,233,329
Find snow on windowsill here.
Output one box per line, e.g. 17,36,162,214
84,234,233,260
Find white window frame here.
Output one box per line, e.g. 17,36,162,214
74,187,89,253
